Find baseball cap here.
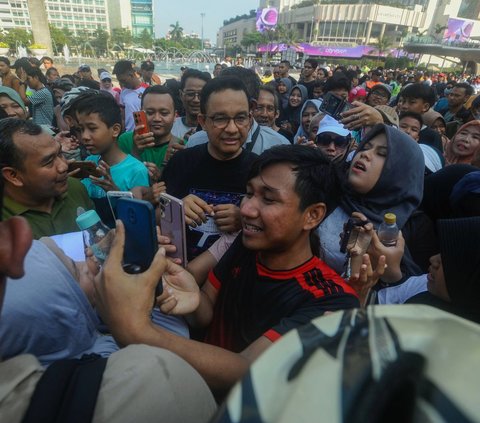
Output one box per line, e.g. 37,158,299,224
375,105,399,127
99,71,112,81
60,86,97,117
78,64,91,72
370,83,392,98
316,115,350,137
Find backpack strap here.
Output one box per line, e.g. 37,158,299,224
22,354,108,423
245,124,261,153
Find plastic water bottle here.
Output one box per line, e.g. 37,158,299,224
76,210,113,264
377,213,399,247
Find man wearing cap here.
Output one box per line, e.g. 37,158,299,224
140,61,162,86
365,84,391,107
78,64,94,81
0,57,21,93
113,60,148,132
99,71,120,103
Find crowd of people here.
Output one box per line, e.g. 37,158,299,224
1,53,480,421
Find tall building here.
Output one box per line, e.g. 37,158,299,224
0,0,110,35
107,0,154,36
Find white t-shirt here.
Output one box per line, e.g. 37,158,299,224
120,85,146,132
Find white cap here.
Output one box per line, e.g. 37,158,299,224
99,71,112,81
316,115,350,137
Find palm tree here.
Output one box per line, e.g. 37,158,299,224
169,21,184,43
26,0,53,54
434,24,448,41
373,36,393,64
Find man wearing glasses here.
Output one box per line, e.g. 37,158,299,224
162,77,258,259
171,69,211,143
365,84,391,107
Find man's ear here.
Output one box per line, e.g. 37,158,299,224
303,202,326,231
112,122,122,138
422,103,431,114
197,113,207,130
2,167,23,187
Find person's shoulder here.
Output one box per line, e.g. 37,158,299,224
186,130,208,147
118,131,134,149
258,126,291,145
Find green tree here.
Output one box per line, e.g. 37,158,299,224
434,24,448,40
241,31,263,53
111,28,133,48
0,28,32,49
49,24,73,52
90,27,109,56
169,21,184,43
373,36,393,64
135,28,153,49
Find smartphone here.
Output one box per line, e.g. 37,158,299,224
340,218,370,254
159,193,187,265
106,191,133,220
319,92,352,121
68,161,103,178
133,110,149,135
116,198,159,280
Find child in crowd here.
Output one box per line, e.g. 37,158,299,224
75,93,149,214
398,111,423,142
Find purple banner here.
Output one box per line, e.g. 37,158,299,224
443,17,474,43
258,43,381,58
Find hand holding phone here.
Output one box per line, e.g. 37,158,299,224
320,92,352,121
159,193,187,265
68,161,103,178
133,110,149,135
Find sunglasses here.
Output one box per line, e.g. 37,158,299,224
316,134,351,148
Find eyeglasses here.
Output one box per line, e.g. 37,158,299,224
254,105,276,113
182,91,202,100
370,90,389,99
316,134,351,148
206,114,251,129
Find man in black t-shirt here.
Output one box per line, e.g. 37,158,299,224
162,76,257,259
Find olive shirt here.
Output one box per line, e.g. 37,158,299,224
117,131,183,170
2,178,94,239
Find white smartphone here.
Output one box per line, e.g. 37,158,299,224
106,191,134,220
159,193,187,265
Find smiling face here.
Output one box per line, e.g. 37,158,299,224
397,96,430,115
289,88,303,107
181,77,207,118
399,116,421,142
142,92,176,143
253,89,278,128
348,133,388,194
9,131,69,202
451,125,480,158
241,162,320,255
198,88,251,161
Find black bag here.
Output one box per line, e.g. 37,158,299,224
22,354,108,423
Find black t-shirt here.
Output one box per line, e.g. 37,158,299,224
420,127,444,153
162,143,257,259
205,236,359,352
299,79,316,99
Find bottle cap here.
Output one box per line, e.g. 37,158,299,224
384,213,396,225
76,210,101,230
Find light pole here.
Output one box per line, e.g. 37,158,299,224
201,12,205,51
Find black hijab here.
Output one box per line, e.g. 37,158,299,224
342,124,425,229
421,164,480,222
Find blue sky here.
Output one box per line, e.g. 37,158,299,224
153,0,260,44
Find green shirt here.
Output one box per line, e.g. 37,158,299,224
2,178,95,239
117,131,181,169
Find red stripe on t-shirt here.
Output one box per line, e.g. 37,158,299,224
264,329,282,342
208,270,222,290
256,255,319,279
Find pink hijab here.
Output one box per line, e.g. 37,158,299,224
445,120,480,165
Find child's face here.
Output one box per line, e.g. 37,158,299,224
399,116,421,141
427,254,450,302
277,82,287,94
76,112,120,156
397,96,430,115
312,86,323,99
289,88,303,107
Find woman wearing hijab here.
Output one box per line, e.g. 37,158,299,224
0,86,28,120
275,77,293,111
317,124,425,280
293,99,322,144
277,84,308,142
445,120,480,165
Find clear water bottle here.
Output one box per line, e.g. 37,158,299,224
76,210,113,264
377,213,399,247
